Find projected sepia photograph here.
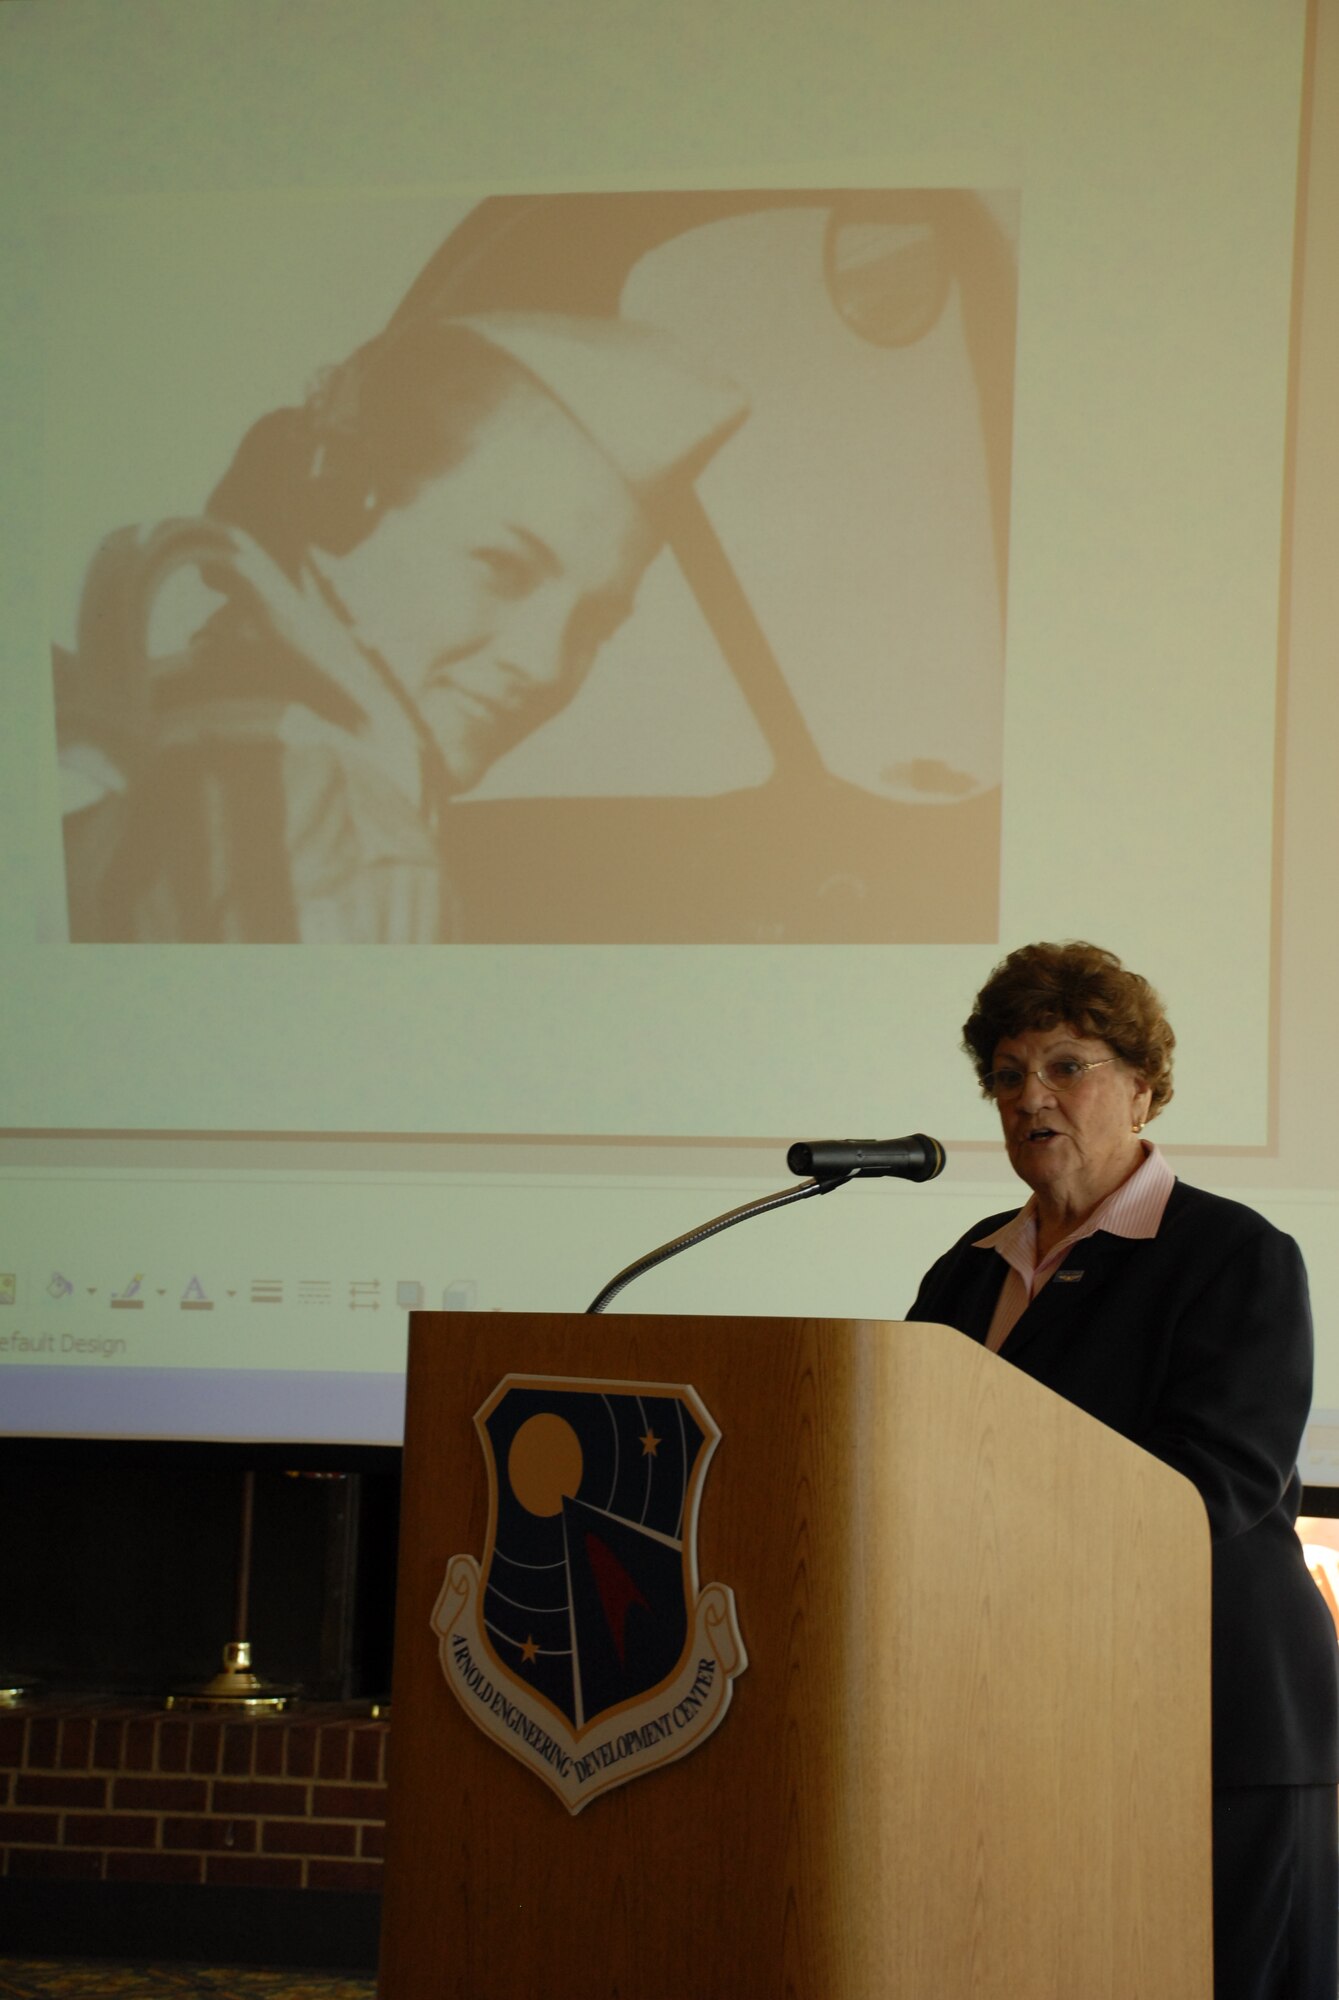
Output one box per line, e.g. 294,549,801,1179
52,190,1017,944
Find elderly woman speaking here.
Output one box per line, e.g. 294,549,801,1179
909,941,1339,2000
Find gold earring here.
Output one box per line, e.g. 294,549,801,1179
1133,1120,1146,1133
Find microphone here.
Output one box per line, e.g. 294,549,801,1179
785,1133,946,1182
586,1134,947,1312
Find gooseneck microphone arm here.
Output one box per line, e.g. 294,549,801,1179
585,1134,946,1314
585,1172,854,1316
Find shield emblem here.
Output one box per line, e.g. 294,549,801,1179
431,1373,747,1813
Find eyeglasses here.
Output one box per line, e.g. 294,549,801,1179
983,1055,1116,1100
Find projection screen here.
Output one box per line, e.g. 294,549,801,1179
3,0,1338,1473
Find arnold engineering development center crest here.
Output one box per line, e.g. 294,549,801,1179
432,1373,747,1812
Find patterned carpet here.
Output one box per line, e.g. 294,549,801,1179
0,1966,375,1999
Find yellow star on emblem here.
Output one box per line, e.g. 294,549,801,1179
519,1635,538,1665
640,1428,661,1457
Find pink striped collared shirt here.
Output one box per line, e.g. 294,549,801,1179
975,1142,1175,1354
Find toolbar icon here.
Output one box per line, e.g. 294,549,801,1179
251,1279,283,1306
0,1274,15,1307
180,1276,214,1311
111,1275,145,1309
48,1272,74,1300
349,1280,381,1311
298,1279,333,1306
395,1281,424,1310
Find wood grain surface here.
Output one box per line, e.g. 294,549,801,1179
378,1313,1211,1999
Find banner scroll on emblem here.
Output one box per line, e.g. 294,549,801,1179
432,1373,747,1813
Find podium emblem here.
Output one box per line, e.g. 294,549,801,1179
432,1373,747,1813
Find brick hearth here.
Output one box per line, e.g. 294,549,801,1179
0,1704,388,1893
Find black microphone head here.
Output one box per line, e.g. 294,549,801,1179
786,1134,946,1180
904,1133,946,1181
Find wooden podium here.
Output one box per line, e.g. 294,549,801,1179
379,1311,1212,1999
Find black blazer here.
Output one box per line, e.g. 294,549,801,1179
908,1179,1339,1786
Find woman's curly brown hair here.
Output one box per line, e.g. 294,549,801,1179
962,940,1175,1117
